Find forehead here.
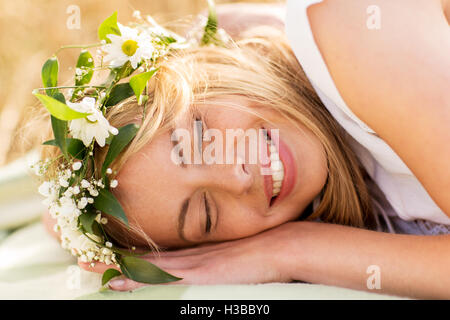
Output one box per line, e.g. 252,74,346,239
113,130,187,247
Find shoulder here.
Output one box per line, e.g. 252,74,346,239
306,0,450,127
306,0,450,217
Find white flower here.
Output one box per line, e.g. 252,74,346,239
77,197,88,209
88,187,99,197
80,179,90,189
58,196,81,217
106,168,113,175
59,177,69,188
103,23,154,69
38,181,59,206
132,10,142,20
64,187,73,197
38,181,53,197
73,186,80,195
110,179,118,188
67,97,118,147
72,162,82,171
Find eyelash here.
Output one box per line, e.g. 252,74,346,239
204,192,212,234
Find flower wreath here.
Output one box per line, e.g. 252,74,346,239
31,0,222,286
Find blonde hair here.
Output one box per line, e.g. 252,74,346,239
40,25,375,250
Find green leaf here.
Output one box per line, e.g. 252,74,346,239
79,211,97,234
43,138,86,160
101,124,139,175
102,268,122,286
98,12,121,43
41,57,59,96
50,116,68,159
120,256,182,284
93,189,128,226
34,93,90,121
41,60,68,158
201,0,219,45
129,69,158,103
104,83,134,107
75,50,94,86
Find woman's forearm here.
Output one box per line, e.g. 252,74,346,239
283,221,450,299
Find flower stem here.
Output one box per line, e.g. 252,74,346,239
55,43,103,55
35,85,106,91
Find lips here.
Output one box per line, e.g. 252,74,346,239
261,129,297,207
260,133,273,205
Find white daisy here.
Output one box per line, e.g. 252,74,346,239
103,23,154,69
67,97,118,147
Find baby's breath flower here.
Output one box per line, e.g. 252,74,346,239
106,168,113,175
81,179,90,188
72,162,82,171
77,197,88,209
73,186,80,195
110,180,118,188
64,187,73,198
59,177,69,188
88,187,99,197
132,10,142,20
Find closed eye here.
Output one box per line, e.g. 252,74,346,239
204,192,212,234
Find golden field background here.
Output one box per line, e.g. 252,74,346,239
0,0,278,166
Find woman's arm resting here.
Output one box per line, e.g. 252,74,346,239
80,221,450,299
285,221,450,299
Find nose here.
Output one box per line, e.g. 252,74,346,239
197,163,254,196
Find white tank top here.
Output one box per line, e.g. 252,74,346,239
285,0,450,225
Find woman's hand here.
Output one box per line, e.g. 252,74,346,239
79,222,296,291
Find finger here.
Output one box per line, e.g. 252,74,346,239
108,268,201,291
78,259,120,274
77,253,203,277
108,278,149,291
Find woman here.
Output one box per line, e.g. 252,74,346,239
43,0,450,298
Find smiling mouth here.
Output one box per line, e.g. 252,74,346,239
263,131,285,204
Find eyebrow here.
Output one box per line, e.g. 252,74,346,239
177,198,190,242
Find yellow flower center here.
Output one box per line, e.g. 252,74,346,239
121,39,139,56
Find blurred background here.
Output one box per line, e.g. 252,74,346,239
0,0,279,167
